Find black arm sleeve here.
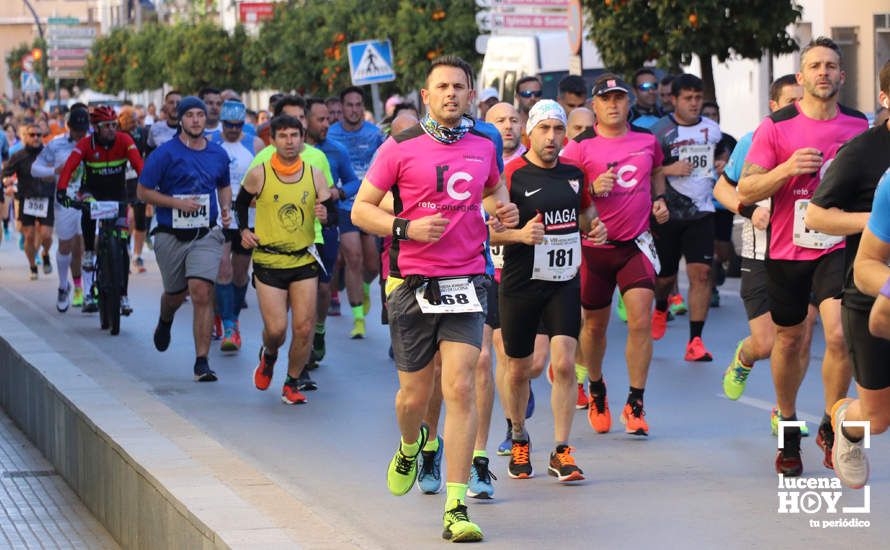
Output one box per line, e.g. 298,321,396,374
235,187,254,231
321,197,338,227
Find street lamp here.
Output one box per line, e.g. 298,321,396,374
21,0,45,40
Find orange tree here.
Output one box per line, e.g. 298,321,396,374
582,0,802,100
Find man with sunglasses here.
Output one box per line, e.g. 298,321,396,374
211,100,265,352
57,106,144,317
515,76,543,148
630,68,662,129
2,122,52,280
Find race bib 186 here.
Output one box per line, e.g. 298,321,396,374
415,278,483,314
793,199,843,250
172,194,210,229
678,144,714,178
532,233,581,282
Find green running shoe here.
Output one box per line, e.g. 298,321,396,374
442,500,483,542
722,341,751,400
387,424,429,496
616,294,627,323
770,407,810,437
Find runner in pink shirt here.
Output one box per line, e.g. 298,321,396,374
561,74,669,438
738,37,868,478
352,56,517,543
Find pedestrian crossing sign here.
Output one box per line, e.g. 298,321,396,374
347,39,396,86
20,71,41,94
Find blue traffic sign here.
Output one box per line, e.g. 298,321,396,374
347,39,396,86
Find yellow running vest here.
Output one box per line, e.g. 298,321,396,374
252,161,317,269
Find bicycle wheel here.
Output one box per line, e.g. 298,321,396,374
99,230,122,335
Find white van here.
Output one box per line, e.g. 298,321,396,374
478,31,607,103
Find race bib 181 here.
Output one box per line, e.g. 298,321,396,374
532,233,581,282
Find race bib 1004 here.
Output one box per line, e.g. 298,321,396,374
532,233,581,282
415,278,483,314
23,197,49,218
172,194,210,229
793,199,843,250
678,144,714,178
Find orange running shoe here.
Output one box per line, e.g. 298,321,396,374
508,438,533,479
651,309,668,340
620,400,649,436
587,383,611,433
254,346,275,391
575,383,588,409
684,336,713,362
281,375,307,405
548,445,584,482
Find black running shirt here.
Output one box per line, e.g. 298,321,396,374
501,155,588,292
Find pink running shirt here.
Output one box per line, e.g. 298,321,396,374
562,125,663,246
365,124,500,278
746,102,867,261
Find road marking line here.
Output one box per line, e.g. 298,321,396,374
716,393,822,424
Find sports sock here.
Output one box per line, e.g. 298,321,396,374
400,435,421,456
588,376,606,396
56,251,71,290
73,276,82,289
423,436,440,453
656,298,668,312
472,449,487,459
627,386,645,404
690,320,704,341
215,283,235,328
351,303,364,320
315,322,325,335
445,483,468,507
574,363,588,384
233,284,248,318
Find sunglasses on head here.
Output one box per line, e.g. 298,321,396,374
518,89,543,99
637,82,658,92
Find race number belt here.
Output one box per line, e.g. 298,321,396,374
90,201,119,220
532,233,581,282
413,276,483,314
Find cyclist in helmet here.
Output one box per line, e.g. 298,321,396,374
57,105,144,315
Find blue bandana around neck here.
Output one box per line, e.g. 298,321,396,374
420,114,474,145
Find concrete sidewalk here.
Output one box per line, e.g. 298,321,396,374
1,410,118,549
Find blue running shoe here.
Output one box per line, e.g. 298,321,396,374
416,436,444,494
496,422,512,456
525,381,535,419
467,456,497,499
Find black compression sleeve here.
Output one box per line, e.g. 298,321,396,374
235,187,254,231
321,197,338,227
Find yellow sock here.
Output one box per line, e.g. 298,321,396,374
575,363,588,384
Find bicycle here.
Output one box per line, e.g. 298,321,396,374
68,198,130,336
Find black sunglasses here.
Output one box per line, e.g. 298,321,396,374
637,82,658,92
518,89,543,99
28,132,42,137
223,121,245,128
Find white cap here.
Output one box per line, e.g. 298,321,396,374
526,99,567,135
479,87,499,103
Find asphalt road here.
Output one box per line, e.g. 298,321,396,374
0,238,886,549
